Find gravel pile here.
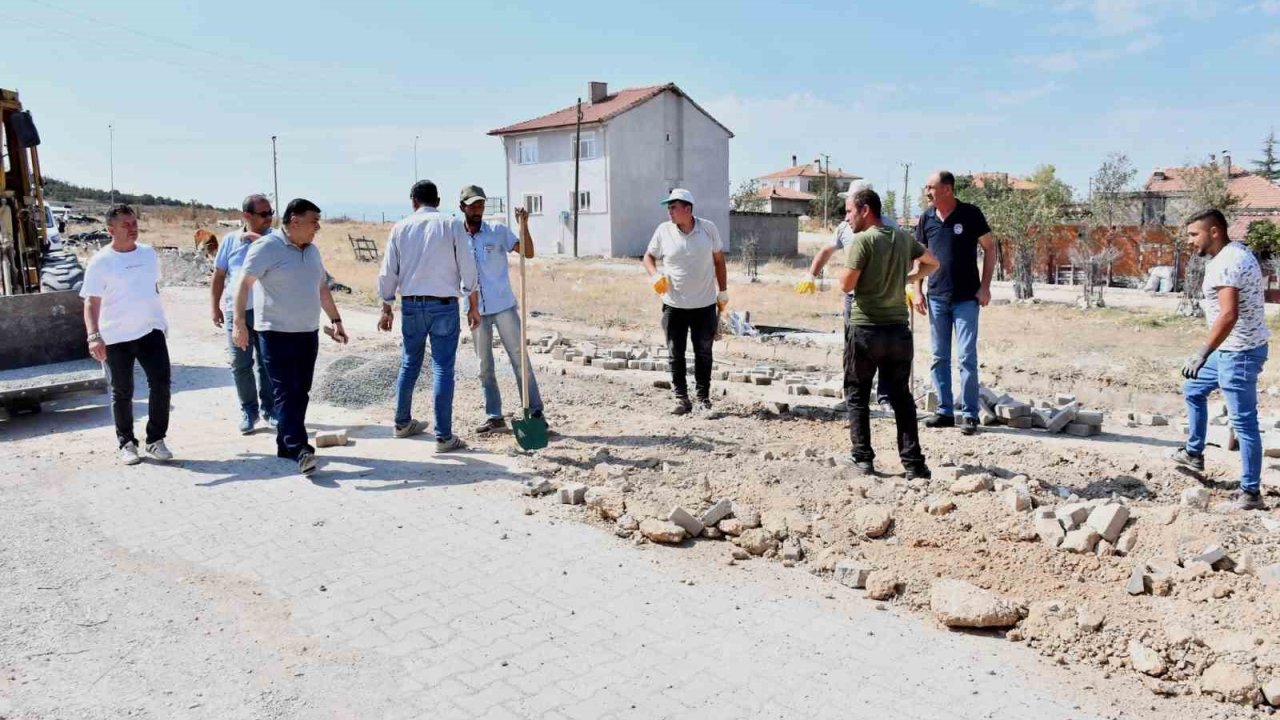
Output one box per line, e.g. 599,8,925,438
316,353,425,409
0,358,103,392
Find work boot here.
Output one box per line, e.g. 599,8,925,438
146,439,173,462
960,417,979,436
394,419,426,439
924,414,955,429
1220,489,1265,512
904,464,932,481
118,441,142,466
436,435,467,453
846,457,875,476
1170,447,1205,473
475,417,508,434
671,398,693,415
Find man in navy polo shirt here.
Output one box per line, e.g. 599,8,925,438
911,171,995,436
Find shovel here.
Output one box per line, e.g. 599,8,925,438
512,236,548,450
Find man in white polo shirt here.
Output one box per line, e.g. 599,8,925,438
642,189,729,415
81,204,174,466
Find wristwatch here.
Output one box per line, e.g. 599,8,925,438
87,332,102,343
330,317,343,325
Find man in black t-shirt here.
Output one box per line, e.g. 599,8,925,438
911,171,995,436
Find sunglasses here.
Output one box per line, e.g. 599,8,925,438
250,210,274,218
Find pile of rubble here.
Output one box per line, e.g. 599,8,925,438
517,442,1280,711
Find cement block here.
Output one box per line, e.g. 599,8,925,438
1055,394,1077,405
996,402,1031,420
667,506,705,537
1137,413,1168,426
1055,503,1091,530
1086,504,1130,543
834,560,872,589
978,399,999,426
1007,416,1033,430
1065,422,1099,437
574,356,592,366
627,360,641,369
701,498,733,527
1047,405,1078,433
558,483,587,505
1075,410,1105,427
314,430,348,448
1034,510,1065,547
1061,527,1101,554
750,376,773,386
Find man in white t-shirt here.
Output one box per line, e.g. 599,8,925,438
81,204,174,466
642,189,728,415
1172,209,1271,511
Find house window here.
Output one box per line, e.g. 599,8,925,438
575,131,598,160
517,138,538,165
570,190,591,212
523,194,543,215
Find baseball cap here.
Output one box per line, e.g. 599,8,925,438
460,185,487,205
660,188,695,206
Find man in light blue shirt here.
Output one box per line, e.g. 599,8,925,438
377,180,479,452
458,185,544,435
210,193,274,434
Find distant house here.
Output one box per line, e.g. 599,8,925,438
487,82,733,257
967,172,1038,191
755,159,860,196
755,185,814,216
1141,160,1280,240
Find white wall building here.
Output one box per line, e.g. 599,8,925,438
488,82,733,257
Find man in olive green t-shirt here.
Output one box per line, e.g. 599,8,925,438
838,189,940,478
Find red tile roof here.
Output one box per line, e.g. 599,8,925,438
756,164,860,181
968,172,1038,191
1144,167,1280,209
757,186,816,201
487,83,733,137
1230,213,1280,242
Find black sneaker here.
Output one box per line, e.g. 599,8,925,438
297,450,317,476
925,414,955,429
1171,448,1205,473
904,464,932,481
851,459,875,476
1223,489,1265,512
960,417,979,436
671,399,693,415
475,417,508,434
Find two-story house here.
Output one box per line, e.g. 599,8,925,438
488,82,733,257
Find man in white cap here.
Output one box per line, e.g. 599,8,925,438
643,189,728,415
796,180,899,411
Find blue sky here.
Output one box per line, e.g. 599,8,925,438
5,0,1278,219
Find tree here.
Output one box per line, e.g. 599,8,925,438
730,179,765,212
1245,219,1280,264
958,169,1072,299
883,190,897,223
1253,130,1279,182
1078,153,1137,308
808,177,842,229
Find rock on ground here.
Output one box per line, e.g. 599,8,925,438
737,528,778,556
1127,640,1166,677
585,487,625,520
1200,662,1258,705
929,579,1020,629
853,506,893,539
639,519,686,544
864,572,898,600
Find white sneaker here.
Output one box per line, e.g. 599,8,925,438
118,442,142,466
145,440,173,462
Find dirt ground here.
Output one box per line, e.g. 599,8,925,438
54,214,1280,716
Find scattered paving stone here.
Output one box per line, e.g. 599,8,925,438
1137,413,1169,426
834,560,872,589
781,539,803,562
864,572,898,600
929,579,1020,629
1116,528,1139,555
667,506,705,537
1126,565,1149,595
950,474,993,495
853,506,893,538
701,498,733,527
639,519,686,544
1086,504,1130,543
314,429,348,448
1193,544,1228,568
1054,503,1091,530
1128,640,1167,677
522,478,555,496
1034,510,1066,548
1060,527,1101,554
1004,488,1032,512
1065,422,1100,437
558,483,587,505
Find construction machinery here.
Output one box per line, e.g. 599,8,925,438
1,88,104,416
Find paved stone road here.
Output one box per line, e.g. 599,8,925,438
1,292,1112,720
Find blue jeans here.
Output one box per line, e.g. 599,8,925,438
928,296,980,420
226,310,274,419
259,330,318,461
1184,345,1269,493
395,298,460,439
473,305,543,419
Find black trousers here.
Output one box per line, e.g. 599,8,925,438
661,303,717,402
104,329,171,448
259,330,319,461
843,323,925,468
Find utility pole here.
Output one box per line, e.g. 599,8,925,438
108,124,115,206
814,154,831,229
572,98,582,258
413,135,420,182
901,162,911,222
271,135,280,228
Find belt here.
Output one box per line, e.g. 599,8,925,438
402,295,456,303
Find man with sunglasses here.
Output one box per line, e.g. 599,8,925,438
211,194,276,434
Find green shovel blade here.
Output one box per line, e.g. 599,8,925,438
512,411,548,451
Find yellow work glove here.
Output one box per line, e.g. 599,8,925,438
905,285,914,307
717,290,729,313
795,274,817,294
651,274,670,295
